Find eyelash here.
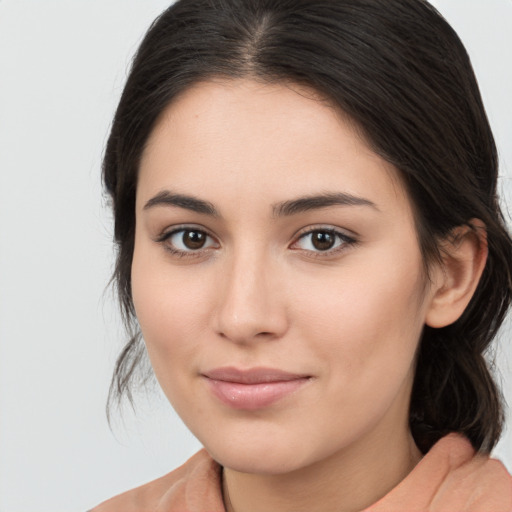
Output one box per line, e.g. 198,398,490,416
155,226,218,259
291,227,357,257
155,226,357,259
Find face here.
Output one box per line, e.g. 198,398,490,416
132,79,437,474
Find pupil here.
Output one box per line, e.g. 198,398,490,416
312,231,335,251
183,230,206,249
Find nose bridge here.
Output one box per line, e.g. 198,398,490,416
214,244,287,343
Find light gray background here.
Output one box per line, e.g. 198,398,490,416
0,1,510,511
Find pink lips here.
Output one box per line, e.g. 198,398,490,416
202,367,311,410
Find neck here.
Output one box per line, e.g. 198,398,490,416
222,427,422,512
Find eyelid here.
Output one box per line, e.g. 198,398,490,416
155,224,220,257
155,223,212,241
290,225,358,255
154,223,357,259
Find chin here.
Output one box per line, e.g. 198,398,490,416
212,447,306,475
196,432,288,473
199,430,327,475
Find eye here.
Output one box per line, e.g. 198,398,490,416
158,227,218,255
292,228,356,254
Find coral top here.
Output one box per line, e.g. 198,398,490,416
91,434,512,511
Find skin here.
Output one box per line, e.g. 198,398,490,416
131,79,486,512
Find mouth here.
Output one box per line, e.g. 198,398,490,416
201,367,312,410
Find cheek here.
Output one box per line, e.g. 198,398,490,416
131,244,210,380
292,251,428,388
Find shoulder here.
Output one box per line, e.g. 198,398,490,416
90,449,224,512
367,434,512,511
429,435,512,511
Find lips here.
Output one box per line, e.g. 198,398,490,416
201,367,311,410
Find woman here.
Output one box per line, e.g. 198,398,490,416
92,0,512,510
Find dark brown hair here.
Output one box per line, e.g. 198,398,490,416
103,0,512,453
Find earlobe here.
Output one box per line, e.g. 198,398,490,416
425,219,488,329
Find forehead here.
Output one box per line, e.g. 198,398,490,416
138,79,408,212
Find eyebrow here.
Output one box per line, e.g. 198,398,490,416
143,190,377,217
143,191,219,216
272,192,378,217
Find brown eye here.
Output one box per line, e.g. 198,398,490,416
311,231,335,251
293,228,356,254
182,230,207,249
163,228,217,253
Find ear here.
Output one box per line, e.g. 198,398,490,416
425,219,488,328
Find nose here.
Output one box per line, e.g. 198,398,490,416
213,251,289,344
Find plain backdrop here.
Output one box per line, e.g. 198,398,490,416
0,1,510,511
